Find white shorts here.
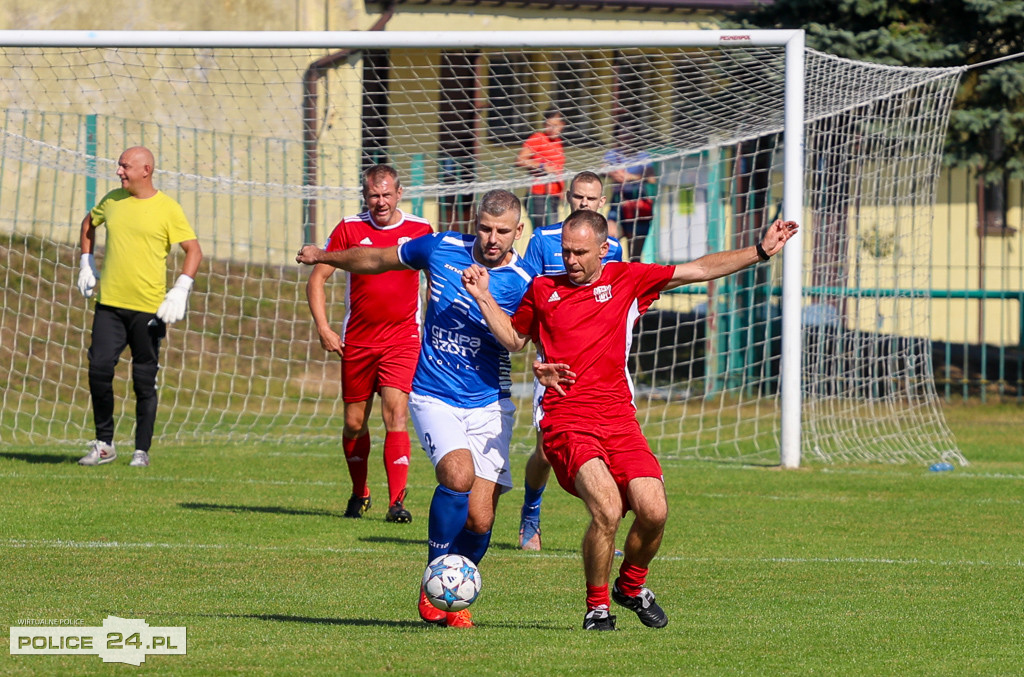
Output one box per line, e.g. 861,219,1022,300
409,392,516,492
532,377,545,429
532,349,546,429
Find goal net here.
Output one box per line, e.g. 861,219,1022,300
0,31,967,465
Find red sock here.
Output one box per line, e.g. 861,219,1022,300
383,431,411,505
616,559,648,597
343,434,371,498
585,583,610,611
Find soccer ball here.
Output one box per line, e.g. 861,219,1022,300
421,554,482,612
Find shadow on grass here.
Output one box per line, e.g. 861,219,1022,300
215,612,558,630
358,535,573,555
0,451,77,464
179,502,343,518
361,535,425,547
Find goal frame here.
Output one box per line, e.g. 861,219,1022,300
0,28,807,467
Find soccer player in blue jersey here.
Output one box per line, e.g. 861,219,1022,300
296,189,532,629
522,171,623,276
516,171,623,551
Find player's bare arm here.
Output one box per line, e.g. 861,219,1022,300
515,144,541,173
295,243,405,274
461,264,531,353
664,219,799,291
178,238,203,279
305,263,344,357
532,360,577,397
80,212,96,254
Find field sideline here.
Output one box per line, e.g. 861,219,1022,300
2,402,1022,675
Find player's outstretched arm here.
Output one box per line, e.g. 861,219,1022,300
664,219,799,291
295,244,404,274
461,264,531,353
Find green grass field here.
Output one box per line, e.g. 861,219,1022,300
2,402,1022,675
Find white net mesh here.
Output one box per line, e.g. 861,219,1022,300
0,36,966,464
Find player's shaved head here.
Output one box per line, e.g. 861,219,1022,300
117,146,157,198
563,209,608,242
123,146,154,168
478,189,521,223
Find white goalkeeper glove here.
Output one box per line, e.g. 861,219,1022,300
77,253,99,298
156,274,194,324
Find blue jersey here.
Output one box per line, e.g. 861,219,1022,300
398,231,534,407
522,222,624,276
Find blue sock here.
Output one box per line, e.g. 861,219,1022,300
427,485,470,563
452,528,492,566
521,482,545,522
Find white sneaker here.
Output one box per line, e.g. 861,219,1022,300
129,450,150,467
78,440,116,466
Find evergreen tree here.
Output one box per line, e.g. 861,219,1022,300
735,0,1024,226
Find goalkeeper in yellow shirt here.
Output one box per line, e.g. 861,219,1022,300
76,146,203,468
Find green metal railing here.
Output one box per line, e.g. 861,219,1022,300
664,283,1024,402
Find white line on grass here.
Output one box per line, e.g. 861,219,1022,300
660,462,1024,483
5,538,1023,570
0,471,344,487
3,538,377,554
818,467,1024,481
694,491,1024,506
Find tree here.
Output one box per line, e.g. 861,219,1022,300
734,0,1024,228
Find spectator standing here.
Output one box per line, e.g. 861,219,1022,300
517,108,566,231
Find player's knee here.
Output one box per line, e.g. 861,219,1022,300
131,363,159,398
437,473,474,494
342,423,367,437
88,362,116,384
587,499,622,533
436,453,475,493
381,409,408,431
342,408,369,434
639,507,668,532
634,498,668,531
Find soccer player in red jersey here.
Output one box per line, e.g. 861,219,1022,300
306,164,432,523
463,209,799,630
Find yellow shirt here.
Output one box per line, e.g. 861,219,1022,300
91,189,197,313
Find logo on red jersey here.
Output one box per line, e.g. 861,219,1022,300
593,285,613,303
547,291,561,302
359,237,373,245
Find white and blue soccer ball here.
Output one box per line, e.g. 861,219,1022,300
422,554,482,612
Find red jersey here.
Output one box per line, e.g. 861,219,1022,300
324,210,432,348
511,261,675,426
522,132,565,195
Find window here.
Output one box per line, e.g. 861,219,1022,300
552,54,599,148
486,53,530,144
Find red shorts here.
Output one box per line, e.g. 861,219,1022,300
341,341,419,403
541,417,663,513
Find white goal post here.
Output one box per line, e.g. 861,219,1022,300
0,29,966,467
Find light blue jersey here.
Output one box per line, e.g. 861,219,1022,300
398,231,533,408
522,221,624,276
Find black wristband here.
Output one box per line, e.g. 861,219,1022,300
755,241,771,261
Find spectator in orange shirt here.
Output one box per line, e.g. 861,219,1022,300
516,108,566,231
